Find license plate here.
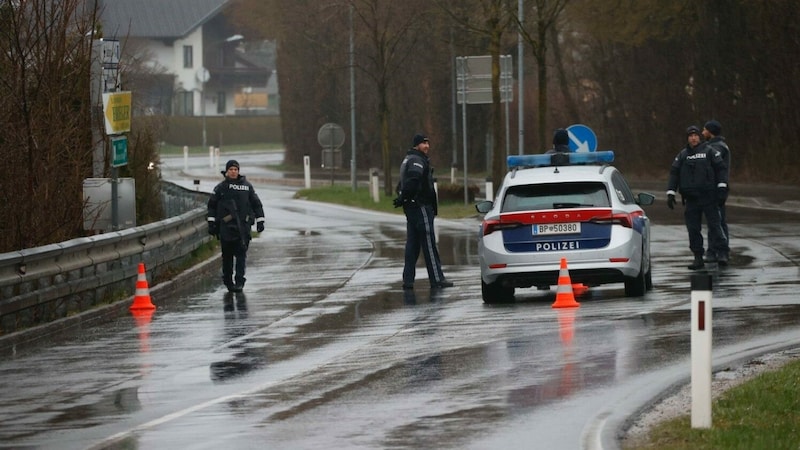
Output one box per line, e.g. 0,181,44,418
533,222,581,235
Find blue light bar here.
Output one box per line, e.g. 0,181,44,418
507,150,615,169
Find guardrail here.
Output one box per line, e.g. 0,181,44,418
0,182,211,337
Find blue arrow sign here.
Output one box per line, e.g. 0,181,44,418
567,124,597,152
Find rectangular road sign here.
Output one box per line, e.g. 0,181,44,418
111,135,128,167
102,91,132,134
456,55,513,104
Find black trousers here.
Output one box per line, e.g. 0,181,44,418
221,238,249,286
402,204,446,286
684,195,726,257
719,204,730,256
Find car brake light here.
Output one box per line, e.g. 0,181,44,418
482,219,521,236
590,211,642,228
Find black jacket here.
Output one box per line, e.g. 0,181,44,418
397,148,438,214
545,144,571,154
666,141,727,198
207,175,265,242
706,136,731,186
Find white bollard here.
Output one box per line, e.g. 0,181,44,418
450,164,457,184
371,170,380,203
485,178,494,201
691,273,713,429
303,154,311,189
209,145,214,168
183,146,189,172
214,147,220,172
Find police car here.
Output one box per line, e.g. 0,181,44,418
475,151,655,303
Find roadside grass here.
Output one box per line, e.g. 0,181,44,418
625,358,800,449
293,185,479,220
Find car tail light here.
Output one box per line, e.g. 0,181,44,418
590,211,643,229
482,219,522,236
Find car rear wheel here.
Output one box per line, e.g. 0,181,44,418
482,280,514,304
624,258,647,297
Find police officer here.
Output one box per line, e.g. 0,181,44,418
545,128,571,154
703,119,731,264
666,126,728,270
394,134,453,289
208,160,265,292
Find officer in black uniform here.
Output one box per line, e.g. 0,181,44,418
545,128,571,154
208,160,265,292
394,134,453,289
703,120,731,264
666,126,728,270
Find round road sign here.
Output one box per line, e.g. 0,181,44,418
317,123,345,149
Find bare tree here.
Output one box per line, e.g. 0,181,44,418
0,0,97,252
350,0,431,195
434,0,516,189
515,0,570,149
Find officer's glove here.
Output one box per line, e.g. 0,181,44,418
207,221,219,237
392,197,404,208
256,222,265,233
717,187,729,206
667,194,676,210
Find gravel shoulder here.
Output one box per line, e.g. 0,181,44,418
620,347,800,447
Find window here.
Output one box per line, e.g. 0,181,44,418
183,45,193,68
175,91,194,116
611,172,636,204
216,92,226,114
502,182,610,212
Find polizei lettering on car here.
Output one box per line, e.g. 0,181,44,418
499,208,614,252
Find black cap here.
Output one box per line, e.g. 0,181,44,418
225,160,240,171
553,129,569,146
704,120,722,136
412,134,429,147
686,125,701,136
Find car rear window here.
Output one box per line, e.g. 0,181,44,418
501,182,611,212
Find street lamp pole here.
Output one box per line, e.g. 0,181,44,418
349,4,357,192
196,67,210,149
201,85,207,149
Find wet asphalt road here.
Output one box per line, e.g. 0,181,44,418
1,153,799,450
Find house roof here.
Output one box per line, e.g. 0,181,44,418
100,0,229,39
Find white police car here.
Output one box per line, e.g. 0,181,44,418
475,151,655,303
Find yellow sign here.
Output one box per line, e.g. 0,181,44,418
102,91,132,134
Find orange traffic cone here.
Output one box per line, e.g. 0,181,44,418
130,262,156,311
572,283,590,297
552,258,580,308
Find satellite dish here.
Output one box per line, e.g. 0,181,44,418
196,67,210,83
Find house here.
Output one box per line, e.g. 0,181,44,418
99,0,276,117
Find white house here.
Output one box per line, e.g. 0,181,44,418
100,0,275,117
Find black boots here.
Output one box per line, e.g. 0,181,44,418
688,254,705,270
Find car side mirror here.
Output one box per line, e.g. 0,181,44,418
475,200,494,214
636,192,656,206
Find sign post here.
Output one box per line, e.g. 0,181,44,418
456,55,513,204
691,273,713,429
